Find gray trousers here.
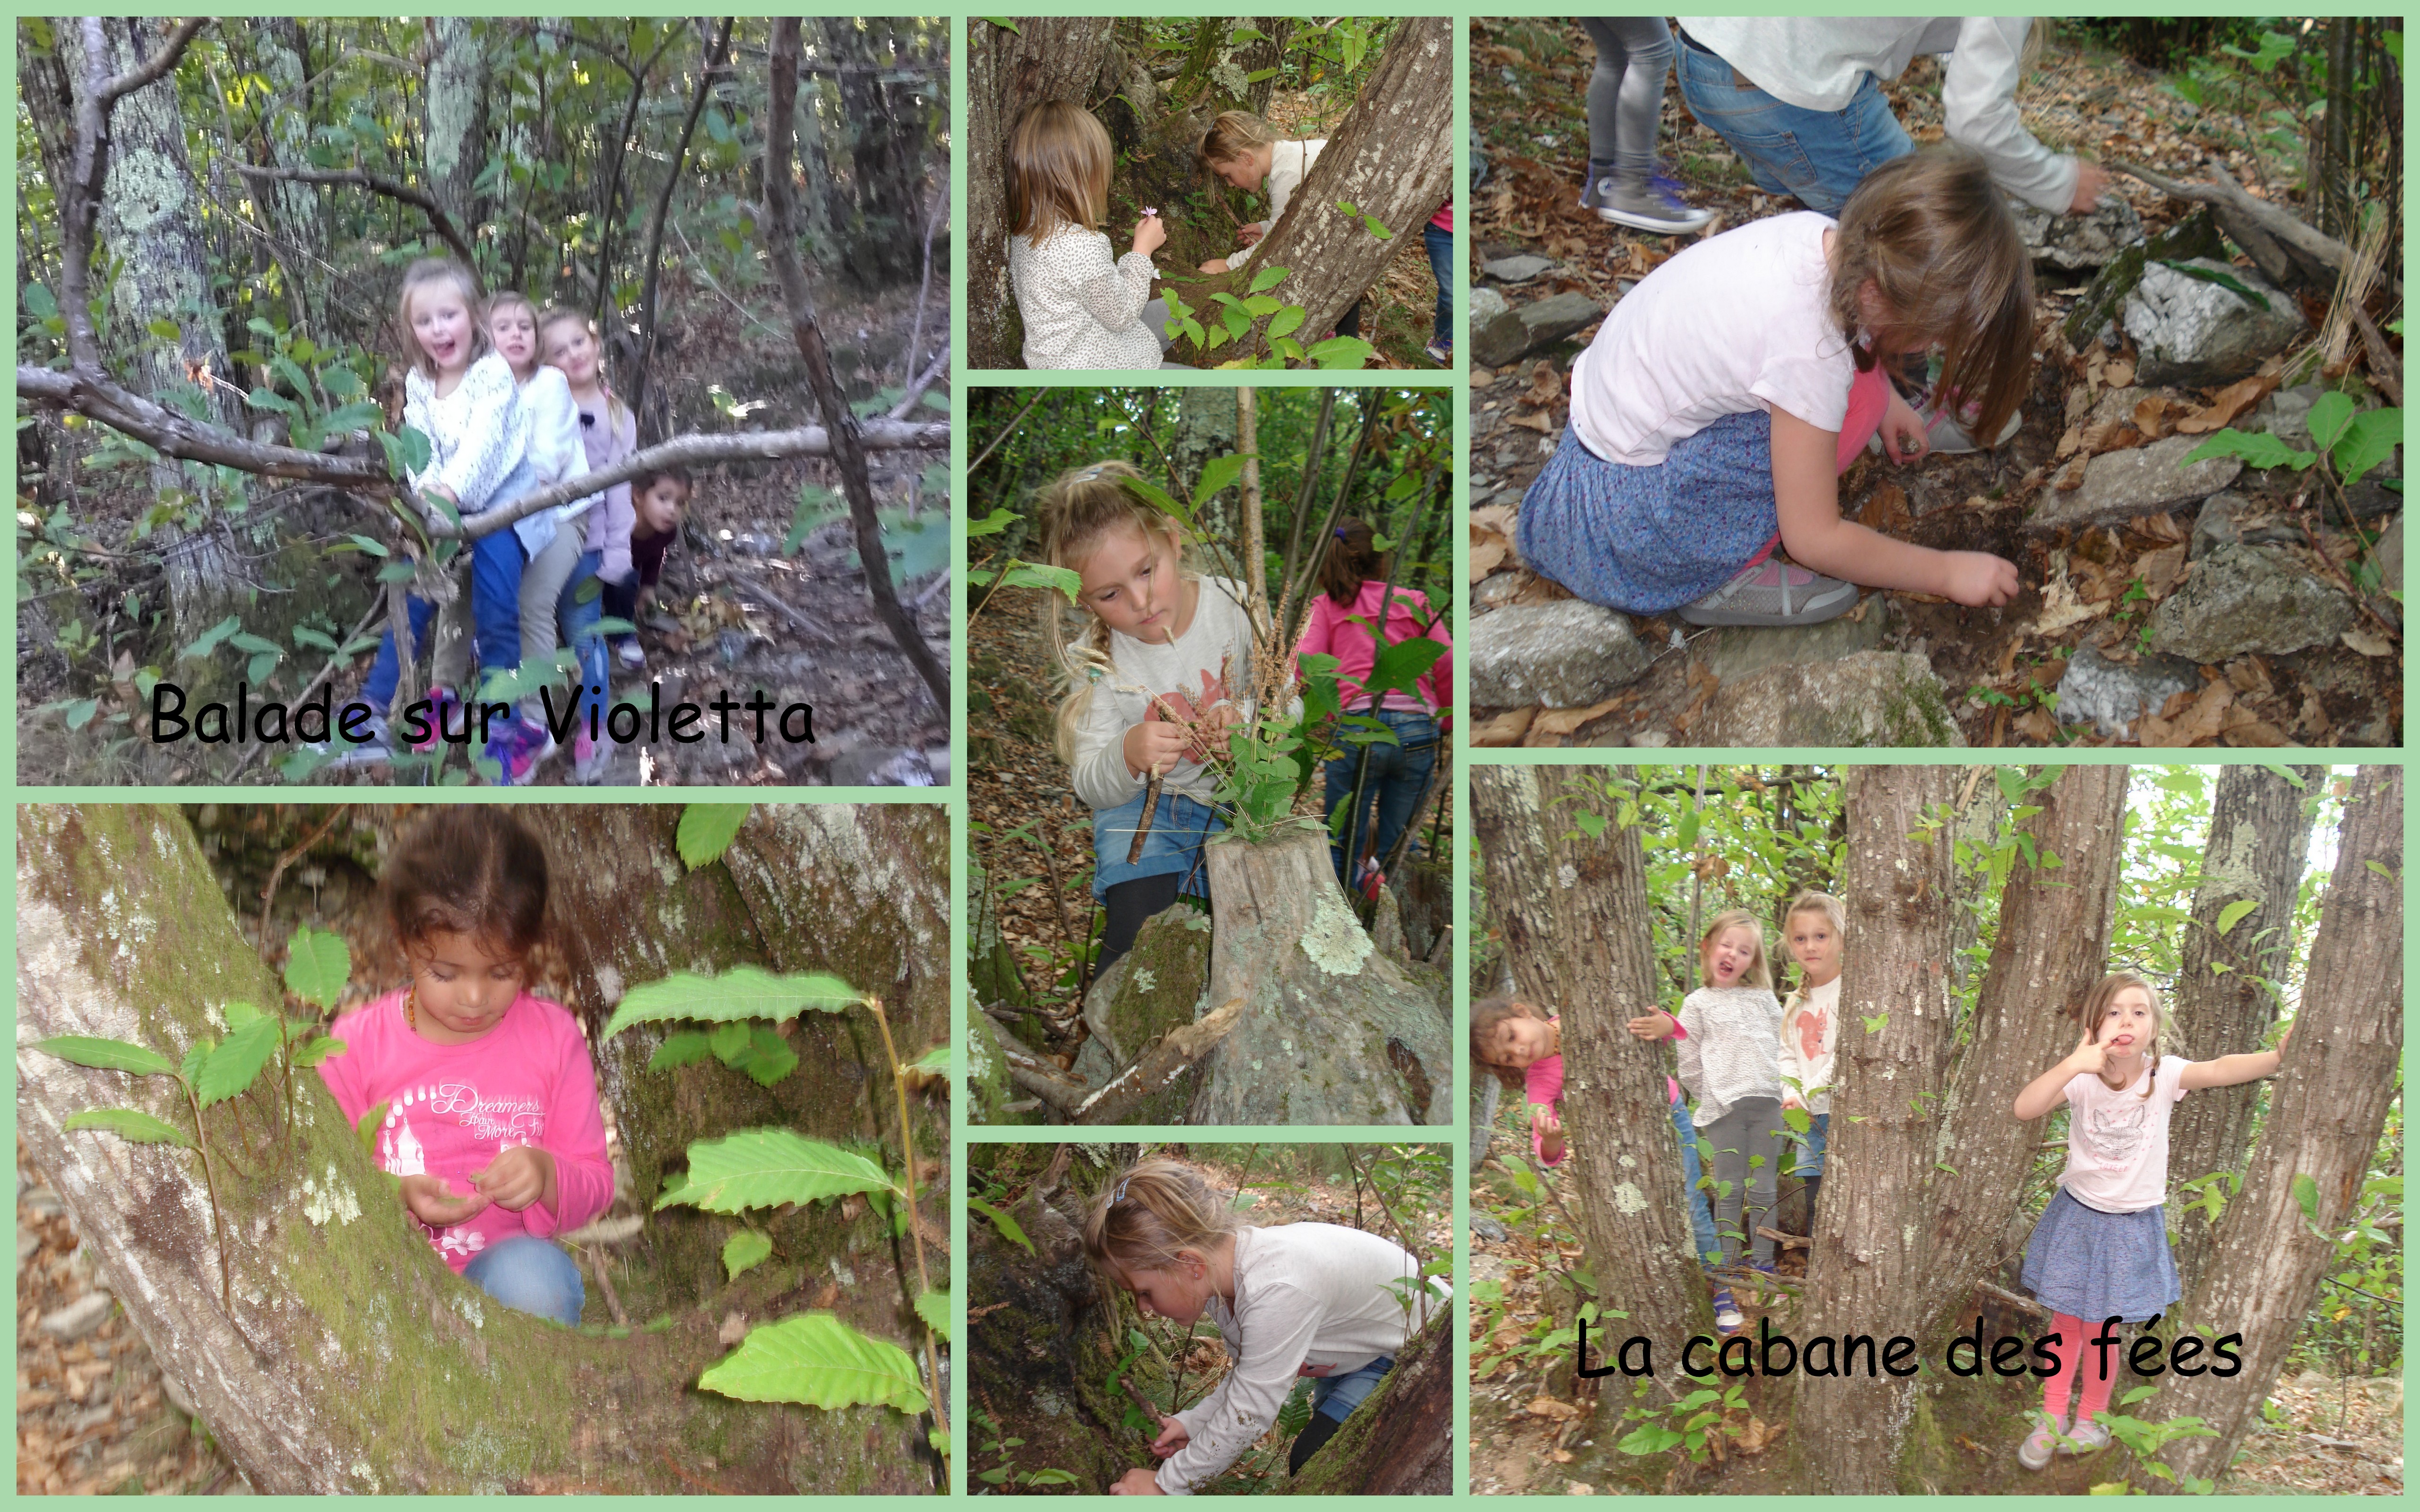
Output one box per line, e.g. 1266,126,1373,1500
1700,1094,1784,1268
1581,17,1677,177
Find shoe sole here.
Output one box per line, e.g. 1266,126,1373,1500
1594,206,1715,234
1676,589,1859,627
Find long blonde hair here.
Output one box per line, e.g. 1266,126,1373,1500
1035,460,1194,761
1081,1158,1240,1276
1009,100,1111,245
1199,110,1278,171
536,306,632,432
2080,972,2166,1100
396,258,488,380
1698,908,1774,991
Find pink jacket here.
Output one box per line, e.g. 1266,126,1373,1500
1293,581,1452,719
317,989,615,1272
1525,1018,1690,1169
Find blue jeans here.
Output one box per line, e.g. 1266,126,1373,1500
1671,1094,1723,1268
558,549,607,736
363,518,530,713
1675,30,1912,215
461,1236,584,1326
1323,708,1440,883
1791,1110,1829,1177
1422,222,1452,347
1311,1355,1394,1423
1091,786,1225,900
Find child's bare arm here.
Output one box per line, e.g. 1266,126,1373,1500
2179,1027,2291,1091
1770,409,2018,607
2013,1027,2102,1120
1625,1009,1677,1040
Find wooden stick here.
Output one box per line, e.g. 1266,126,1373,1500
2111,154,2354,278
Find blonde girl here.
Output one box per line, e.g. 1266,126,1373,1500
1005,100,1175,369
354,259,551,782
1041,461,1256,973
1671,910,1784,1329
537,307,638,784
1195,112,1363,341
1084,1158,1446,1494
2009,974,2289,1469
1777,891,1845,1223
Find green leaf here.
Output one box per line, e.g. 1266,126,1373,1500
1265,304,1306,341
905,1043,952,1084
2292,1172,2321,1225
1306,335,1376,369
2333,408,2402,489
997,560,1083,602
982,17,1019,33
22,282,59,318
968,1196,1035,1255
283,925,353,1011
195,1015,281,1107
735,1025,800,1088
1194,452,1251,506
355,1099,389,1155
1121,472,1193,524
968,507,1018,538
1363,635,1445,699
290,1036,346,1069
2305,391,2358,452
1862,1012,1890,1035
2214,898,2260,936
32,1036,177,1077
605,967,866,1040
63,1108,191,1147
1248,265,1290,295
709,1021,753,1064
649,1031,715,1071
2157,259,2270,308
722,1228,774,1281
654,1128,893,1213
676,804,752,868
179,614,243,662
2183,429,2316,472
697,1312,927,1413
147,318,182,341
915,1288,951,1342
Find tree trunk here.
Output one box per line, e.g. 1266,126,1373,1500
1188,821,1451,1125
2148,767,2401,1492
254,17,325,331
423,17,491,247
1165,17,1452,362
817,16,932,292
17,804,945,1495
1281,1304,1451,1495
2166,765,2322,1294
1472,766,1711,1391
966,17,1117,369
1790,765,1963,1495
1171,385,1244,573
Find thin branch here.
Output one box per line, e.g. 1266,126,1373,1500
17,365,389,486
231,163,475,267
970,390,1047,474
628,18,735,431
887,345,951,421
2112,153,2355,278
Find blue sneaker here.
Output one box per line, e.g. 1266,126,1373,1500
1711,1287,1744,1334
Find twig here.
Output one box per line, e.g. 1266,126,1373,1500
971,391,1047,475
588,1245,631,1327
1972,1277,2053,1320
905,188,942,381
2111,153,2354,278
723,567,835,645
864,994,949,1450
1342,1144,1427,1273
230,163,475,268
887,345,951,422
627,18,735,430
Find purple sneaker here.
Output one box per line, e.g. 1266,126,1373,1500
486,715,558,786
1583,172,1714,235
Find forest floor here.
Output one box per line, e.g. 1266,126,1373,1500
1464,1103,2405,1496
17,269,950,787
1465,22,2399,749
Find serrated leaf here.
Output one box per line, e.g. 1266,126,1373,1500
999,560,1082,601
1247,265,1290,294
32,1036,177,1077
654,1128,892,1213
915,1288,951,1341
2214,898,2260,936
195,1016,281,1107
283,925,353,1011
290,1035,346,1069
905,1044,952,1084
676,803,752,868
2305,391,2357,452
604,967,866,1040
648,1031,715,1071
709,1021,753,1064
64,1108,192,1147
698,1312,927,1412
735,1026,799,1087
968,1196,1035,1255
1194,452,1251,506
722,1228,774,1280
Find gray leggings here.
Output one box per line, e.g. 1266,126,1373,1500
1582,17,1676,177
1700,1094,1784,1269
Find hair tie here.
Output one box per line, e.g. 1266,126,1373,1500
1077,465,1108,482
1112,1178,1131,1204
1334,526,1349,541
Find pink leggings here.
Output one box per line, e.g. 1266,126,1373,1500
2040,1312,2118,1425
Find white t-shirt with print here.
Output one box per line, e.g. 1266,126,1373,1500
2056,1054,2192,1213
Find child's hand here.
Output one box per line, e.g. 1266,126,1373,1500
1111,1468,1167,1495
2274,1025,2293,1057
2064,1025,2109,1078
1237,223,1264,247
1625,1009,1677,1041
1536,1106,1565,1162
1150,1416,1191,1457
1783,1095,1804,1112
1199,258,1229,275
1877,388,1930,464
400,1173,491,1228
471,1144,557,1212
1133,215,1168,257
1938,551,2020,608
1124,703,1195,779
1190,703,1243,762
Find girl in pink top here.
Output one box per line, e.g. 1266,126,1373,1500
1295,518,1452,892
2006,972,2289,1470
317,808,614,1325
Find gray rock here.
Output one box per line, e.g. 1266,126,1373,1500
2031,434,2245,532
2189,492,2297,559
1473,570,1532,612
1694,651,1966,747
1472,1214,1512,1243
39,1292,114,1342
2247,382,2326,450
1483,254,1556,285
1071,1032,1117,1090
2149,544,2357,662
2378,514,2402,594
1470,601,1651,708
1470,286,1510,324
2061,208,2228,350
2015,197,2145,272
1474,291,1608,369
1698,607,1886,683
2123,258,2308,387
2055,644,2204,739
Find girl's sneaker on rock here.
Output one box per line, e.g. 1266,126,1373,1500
1711,1288,1745,1334
2060,1417,2111,1455
2017,1412,2066,1471
488,716,557,786
1426,336,1452,365
1584,173,1715,235
1677,558,1858,627
572,730,609,786
408,685,461,755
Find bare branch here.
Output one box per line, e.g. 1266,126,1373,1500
887,344,951,421
95,17,210,107
231,163,475,267
2113,153,2355,278
17,364,389,486
628,18,735,431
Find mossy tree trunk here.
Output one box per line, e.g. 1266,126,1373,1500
423,17,490,242
1280,1305,1451,1495
16,804,943,1494
966,17,1118,369
965,1184,1136,1493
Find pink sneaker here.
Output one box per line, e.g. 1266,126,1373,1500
409,685,462,755
1677,558,1858,627
485,715,557,786
572,730,609,786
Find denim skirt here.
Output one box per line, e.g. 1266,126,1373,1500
2020,1187,2181,1324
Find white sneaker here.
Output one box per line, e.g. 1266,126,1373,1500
616,639,645,670
2060,1417,2110,1455
2017,1411,2065,1471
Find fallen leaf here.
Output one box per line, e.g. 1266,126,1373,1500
1859,481,1913,535
2104,356,2136,388
2056,422,2084,460
2014,706,2061,744
2138,680,2233,747
2342,627,2396,657
1520,360,1562,409
2177,370,2281,434
2136,510,2186,544
2054,455,2089,492
2137,543,2188,598
1471,708,1538,746
1550,1449,1575,1464
2299,689,2333,738
1529,1396,1582,1421
718,1310,750,1346
2220,703,2290,746
1565,1483,1596,1495
1735,1416,1778,1454
1530,697,1623,737
2133,393,2182,440
1508,409,1558,435
2034,567,2102,635
2225,656,2275,699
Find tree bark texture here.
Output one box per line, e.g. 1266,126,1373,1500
2149,767,2401,1491
1167,17,1452,361
1172,384,1244,575
966,1185,1136,1493
1471,766,1711,1389
422,17,491,238
1191,821,1451,1125
1280,1305,1451,1495
254,18,326,329
1790,764,1962,1494
16,804,945,1494
2166,765,2322,1295
966,17,1117,369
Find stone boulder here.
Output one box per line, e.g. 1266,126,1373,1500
2061,208,2228,350
1470,601,1651,708
1079,903,1211,1066
1692,651,1964,747
2016,196,2145,272
1474,291,1608,370
2029,434,2244,532
2149,543,2357,662
2123,258,2308,387
2054,644,2204,739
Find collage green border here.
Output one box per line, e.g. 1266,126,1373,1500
3,7,2411,1504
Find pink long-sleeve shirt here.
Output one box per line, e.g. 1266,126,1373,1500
1523,1017,1690,1169
317,989,615,1272
1293,581,1452,719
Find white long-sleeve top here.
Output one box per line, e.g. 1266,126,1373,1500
1675,984,1785,1128
1228,138,1326,269
1068,576,1259,812
403,352,552,556
1778,975,1841,1116
1009,227,1164,370
1159,1223,1448,1495
516,364,594,527
1681,18,2078,213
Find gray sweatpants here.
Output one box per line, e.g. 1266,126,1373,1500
1700,1094,1784,1269
1581,17,1677,179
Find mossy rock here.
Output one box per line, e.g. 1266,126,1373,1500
2062,206,2227,350
1092,904,1211,1064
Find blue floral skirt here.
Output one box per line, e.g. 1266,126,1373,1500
2020,1188,2180,1324
1516,412,1781,615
